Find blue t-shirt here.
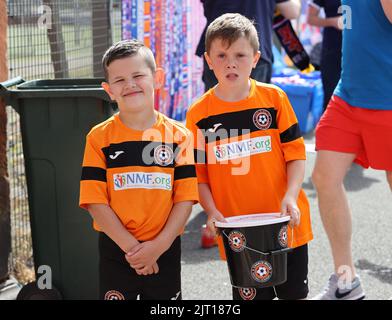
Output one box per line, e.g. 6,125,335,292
334,0,392,110
196,0,288,64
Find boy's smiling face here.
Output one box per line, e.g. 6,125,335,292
102,54,163,113
205,36,260,90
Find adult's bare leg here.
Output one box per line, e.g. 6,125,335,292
386,171,392,192
312,150,357,279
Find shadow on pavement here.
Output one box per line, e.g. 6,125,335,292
302,163,380,194
181,211,221,263
344,164,380,191
356,259,392,285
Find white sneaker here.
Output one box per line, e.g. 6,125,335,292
312,273,365,300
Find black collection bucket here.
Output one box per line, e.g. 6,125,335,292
215,213,292,288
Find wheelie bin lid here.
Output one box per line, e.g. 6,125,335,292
0,77,113,102
17,78,106,90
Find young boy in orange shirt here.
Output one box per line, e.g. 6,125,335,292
186,13,313,300
79,39,198,300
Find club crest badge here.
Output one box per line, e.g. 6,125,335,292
228,231,246,252
251,261,273,283
104,290,125,300
253,109,272,130
238,287,257,300
278,225,288,248
154,145,174,166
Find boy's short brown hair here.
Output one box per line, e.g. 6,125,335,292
102,39,156,80
205,13,260,54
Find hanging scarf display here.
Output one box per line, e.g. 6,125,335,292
121,0,205,121
273,11,313,72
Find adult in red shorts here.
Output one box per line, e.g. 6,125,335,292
311,0,392,300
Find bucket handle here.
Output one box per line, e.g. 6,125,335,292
270,247,293,256
221,229,293,256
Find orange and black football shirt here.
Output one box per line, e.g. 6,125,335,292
186,79,313,250
80,112,199,241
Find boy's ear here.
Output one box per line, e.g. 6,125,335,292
204,52,213,70
253,51,261,68
101,81,115,101
154,67,165,89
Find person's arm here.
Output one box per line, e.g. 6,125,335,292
81,135,158,275
125,126,198,275
155,201,194,248
87,204,140,252
307,2,342,30
276,0,301,20
381,0,392,23
88,204,159,275
281,160,305,227
125,201,193,270
198,183,226,234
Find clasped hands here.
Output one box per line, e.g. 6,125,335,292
124,240,164,276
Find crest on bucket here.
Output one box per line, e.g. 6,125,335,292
228,231,246,252
216,213,290,288
251,261,273,283
238,288,257,300
278,225,288,247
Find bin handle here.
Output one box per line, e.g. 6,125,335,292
0,76,25,91
0,77,25,110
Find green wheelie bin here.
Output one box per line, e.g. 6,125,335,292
0,77,116,299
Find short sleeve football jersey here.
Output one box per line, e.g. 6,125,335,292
80,112,199,241
186,79,313,250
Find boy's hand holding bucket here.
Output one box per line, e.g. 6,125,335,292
207,210,227,235
201,211,226,249
280,195,301,227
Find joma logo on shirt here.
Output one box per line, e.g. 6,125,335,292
113,172,172,191
214,136,272,162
